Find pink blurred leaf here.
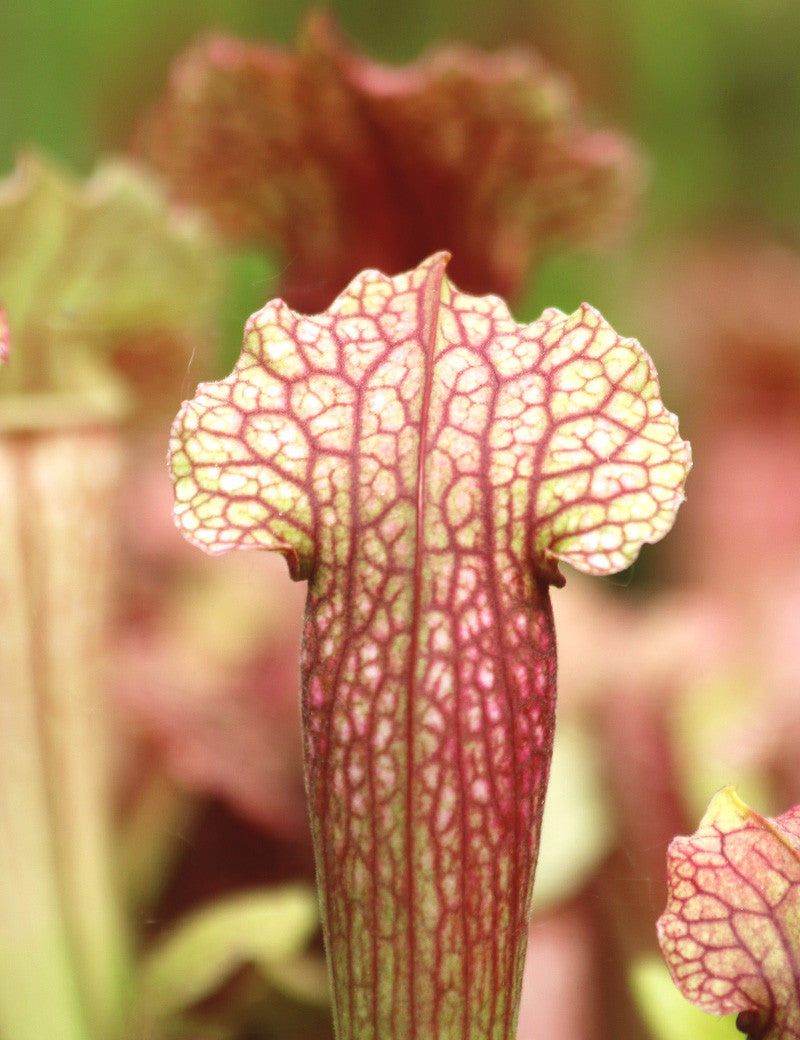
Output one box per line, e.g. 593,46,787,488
137,13,642,310
518,906,598,1040
0,306,8,364
648,237,800,594
658,787,800,1040
114,553,308,837
169,252,689,1037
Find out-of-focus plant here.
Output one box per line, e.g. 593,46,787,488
135,12,643,313
168,250,689,1038
0,153,323,1040
0,152,214,1040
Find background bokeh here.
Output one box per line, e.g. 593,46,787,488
3,2,800,1039
4,0,800,319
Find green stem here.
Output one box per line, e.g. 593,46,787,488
0,424,133,1040
32,427,133,1039
0,437,91,1040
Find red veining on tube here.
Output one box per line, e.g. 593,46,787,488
170,252,689,1039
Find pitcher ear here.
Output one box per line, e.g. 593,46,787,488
530,303,690,577
168,301,318,577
